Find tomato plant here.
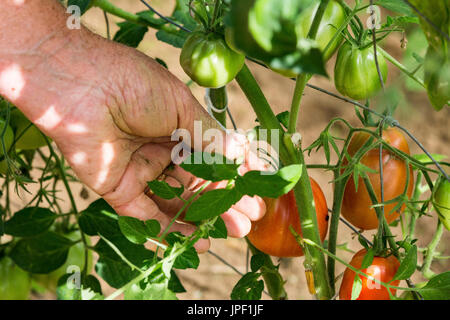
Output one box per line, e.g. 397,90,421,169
0,118,14,174
9,108,48,150
247,178,328,257
341,127,414,230
0,0,449,302
339,249,400,300
34,230,93,291
0,256,31,300
296,0,345,61
334,42,388,100
433,176,450,231
180,32,245,88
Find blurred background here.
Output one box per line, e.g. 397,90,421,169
6,0,449,299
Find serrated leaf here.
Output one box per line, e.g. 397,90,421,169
145,220,161,237
180,152,240,182
10,231,73,274
113,22,148,48
235,164,302,198
118,216,159,245
208,216,227,239
393,245,417,280
417,272,450,300
351,275,363,300
124,282,178,300
361,248,375,269
231,272,264,300
147,180,184,200
184,188,243,222
4,207,56,237
250,254,265,272
376,0,414,16
413,153,447,164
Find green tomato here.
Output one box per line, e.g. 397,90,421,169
424,47,450,111
180,32,245,88
296,0,346,61
0,119,15,174
10,108,48,150
334,42,388,100
34,230,93,292
0,256,31,300
433,176,450,231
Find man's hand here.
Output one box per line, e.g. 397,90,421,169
0,0,266,252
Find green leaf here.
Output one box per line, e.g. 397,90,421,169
94,236,154,289
118,216,160,245
4,207,56,237
208,216,227,239
276,111,290,129
124,281,178,300
393,245,417,280
113,22,148,48
78,199,119,238
413,153,447,164
376,0,414,16
67,0,92,15
408,0,450,51
184,188,243,222
56,274,103,300
145,220,161,237
250,254,265,272
10,231,73,274
231,272,264,300
180,152,240,182
235,164,302,198
351,274,363,300
417,272,450,300
164,232,200,270
227,0,327,76
147,180,184,200
360,248,375,269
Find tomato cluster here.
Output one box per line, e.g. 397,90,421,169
341,128,414,230
247,177,329,258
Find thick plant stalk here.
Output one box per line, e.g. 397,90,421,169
326,171,349,294
235,66,332,300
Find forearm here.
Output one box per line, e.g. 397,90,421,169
0,1,107,128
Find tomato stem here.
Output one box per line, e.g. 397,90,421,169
245,239,288,300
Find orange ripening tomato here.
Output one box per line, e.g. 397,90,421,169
247,177,329,258
341,127,414,230
339,249,400,300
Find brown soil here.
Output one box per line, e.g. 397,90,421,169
6,0,450,300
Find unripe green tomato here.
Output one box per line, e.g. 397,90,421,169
0,119,15,174
10,108,48,150
34,231,93,292
0,256,31,300
180,32,245,88
296,0,346,61
433,176,450,231
424,47,450,111
334,42,388,100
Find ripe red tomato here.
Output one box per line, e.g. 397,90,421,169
341,127,414,230
247,177,329,257
339,249,400,300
